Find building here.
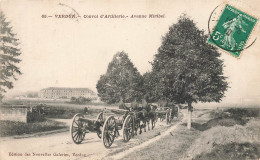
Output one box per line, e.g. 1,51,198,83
39,87,97,99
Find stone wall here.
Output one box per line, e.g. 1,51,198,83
0,107,27,123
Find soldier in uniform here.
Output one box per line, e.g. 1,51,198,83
131,98,139,111
142,97,150,112
119,98,126,109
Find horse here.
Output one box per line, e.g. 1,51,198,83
130,105,148,135
170,105,178,120
140,99,155,133
167,103,179,120
146,104,157,130
156,107,166,121
137,108,148,134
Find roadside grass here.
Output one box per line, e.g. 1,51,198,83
107,114,184,158
190,107,260,131
189,117,247,131
194,142,260,160
121,123,200,160
186,118,260,159
196,109,212,118
185,107,260,159
0,120,68,137
210,107,260,119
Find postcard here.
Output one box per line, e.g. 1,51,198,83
0,0,259,159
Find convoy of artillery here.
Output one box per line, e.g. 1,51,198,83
70,99,179,148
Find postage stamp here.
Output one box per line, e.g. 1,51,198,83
208,4,258,58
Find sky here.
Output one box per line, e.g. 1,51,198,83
1,0,260,105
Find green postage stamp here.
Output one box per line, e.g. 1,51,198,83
208,4,258,58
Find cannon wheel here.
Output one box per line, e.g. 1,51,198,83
70,113,86,144
102,116,116,148
96,112,103,139
122,115,134,142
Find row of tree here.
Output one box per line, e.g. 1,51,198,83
69,96,92,104
0,11,228,129
96,15,228,129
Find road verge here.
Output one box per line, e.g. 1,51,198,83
110,111,187,160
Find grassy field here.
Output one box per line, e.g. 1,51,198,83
4,99,115,108
0,101,113,137
0,99,123,137
43,104,104,119
2,99,118,119
0,120,67,137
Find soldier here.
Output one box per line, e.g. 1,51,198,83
142,97,150,112
170,102,178,119
118,97,126,109
131,98,139,111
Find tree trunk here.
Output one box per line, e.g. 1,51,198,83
187,102,193,129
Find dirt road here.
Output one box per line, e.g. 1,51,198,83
0,114,184,160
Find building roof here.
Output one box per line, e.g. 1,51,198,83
40,87,95,93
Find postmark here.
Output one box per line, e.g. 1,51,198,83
208,4,258,58
57,3,81,22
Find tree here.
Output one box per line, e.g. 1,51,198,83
27,92,38,98
0,11,22,101
70,96,92,104
150,15,228,129
143,71,161,103
96,51,143,104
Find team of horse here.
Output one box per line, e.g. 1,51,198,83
119,100,178,136
131,103,158,135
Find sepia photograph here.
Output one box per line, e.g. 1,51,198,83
0,0,260,159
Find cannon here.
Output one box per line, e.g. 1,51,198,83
70,108,134,148
155,107,172,124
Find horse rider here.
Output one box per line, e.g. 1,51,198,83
131,98,139,111
119,98,127,110
142,98,151,112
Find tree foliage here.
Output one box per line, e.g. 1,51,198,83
96,51,143,104
0,11,22,101
70,96,92,104
146,15,228,105
143,71,160,103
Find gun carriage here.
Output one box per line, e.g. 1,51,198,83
70,108,134,148
155,107,172,124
